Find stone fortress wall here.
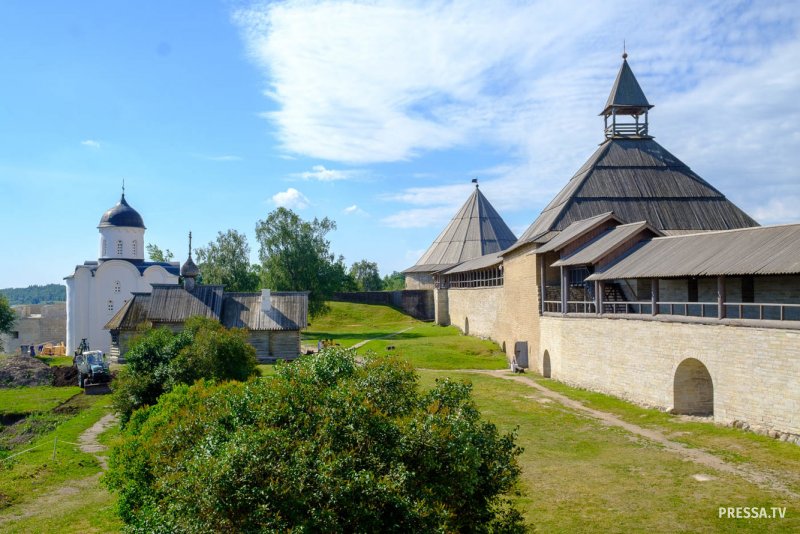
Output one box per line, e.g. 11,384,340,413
436,277,800,440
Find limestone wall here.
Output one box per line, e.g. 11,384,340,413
404,273,433,290
1,303,66,354
445,286,503,339
495,247,541,364
538,315,800,436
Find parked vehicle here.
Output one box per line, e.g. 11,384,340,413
75,350,111,393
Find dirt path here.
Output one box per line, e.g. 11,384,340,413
351,327,414,350
0,412,118,526
451,369,798,499
78,413,118,469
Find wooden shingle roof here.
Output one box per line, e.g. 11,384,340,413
601,58,653,115
587,224,800,280
105,286,308,332
512,138,758,252
221,292,309,331
404,186,517,273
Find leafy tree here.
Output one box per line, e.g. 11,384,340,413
194,229,259,291
382,271,406,291
0,284,65,305
255,207,342,317
349,259,383,291
105,348,526,532
111,316,258,425
0,295,15,352
146,243,174,263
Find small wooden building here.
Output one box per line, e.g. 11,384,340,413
105,285,308,363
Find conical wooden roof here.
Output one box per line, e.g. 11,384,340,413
405,186,517,272
601,57,653,115
512,138,758,250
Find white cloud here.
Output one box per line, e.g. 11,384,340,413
236,0,800,224
271,187,309,209
296,165,359,182
343,204,367,216
382,206,455,229
81,139,101,149
751,197,800,225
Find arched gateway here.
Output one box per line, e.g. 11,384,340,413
673,358,714,415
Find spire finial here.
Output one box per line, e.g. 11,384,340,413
188,231,193,258
121,179,126,198
622,40,627,60
471,178,479,189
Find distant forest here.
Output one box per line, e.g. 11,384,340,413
0,284,66,305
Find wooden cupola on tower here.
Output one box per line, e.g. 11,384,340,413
600,52,653,139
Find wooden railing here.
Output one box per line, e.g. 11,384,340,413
552,299,800,324
605,123,647,137
724,302,800,321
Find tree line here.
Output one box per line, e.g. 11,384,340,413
149,207,405,317
0,284,66,305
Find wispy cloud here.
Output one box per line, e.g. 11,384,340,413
236,0,800,226
271,187,309,209
343,204,368,216
295,165,360,182
81,139,101,149
382,206,455,229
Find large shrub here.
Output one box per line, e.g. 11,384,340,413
112,316,258,424
105,348,526,532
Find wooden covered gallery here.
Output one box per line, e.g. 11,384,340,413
105,285,309,362
537,215,800,324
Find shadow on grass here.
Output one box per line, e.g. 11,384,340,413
303,331,424,342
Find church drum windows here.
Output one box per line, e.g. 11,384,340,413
116,240,123,256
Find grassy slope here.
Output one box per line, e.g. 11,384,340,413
0,387,81,416
419,371,800,532
304,302,508,369
0,394,122,533
303,301,418,347
357,323,508,369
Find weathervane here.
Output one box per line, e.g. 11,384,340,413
472,178,479,188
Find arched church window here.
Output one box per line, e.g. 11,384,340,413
102,239,107,256
132,240,137,256
114,280,121,293
116,240,123,256
107,300,114,312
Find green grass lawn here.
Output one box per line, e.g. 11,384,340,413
304,302,508,369
534,376,800,496
0,393,122,533
418,370,800,532
0,386,81,416
35,355,74,367
357,322,508,369
303,301,418,347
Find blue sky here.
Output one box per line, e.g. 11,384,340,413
1,0,799,288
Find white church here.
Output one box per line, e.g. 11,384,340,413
64,192,179,355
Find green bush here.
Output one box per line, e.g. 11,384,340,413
105,348,526,532
111,316,259,425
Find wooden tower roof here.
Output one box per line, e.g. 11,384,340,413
404,184,517,273
510,54,758,252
